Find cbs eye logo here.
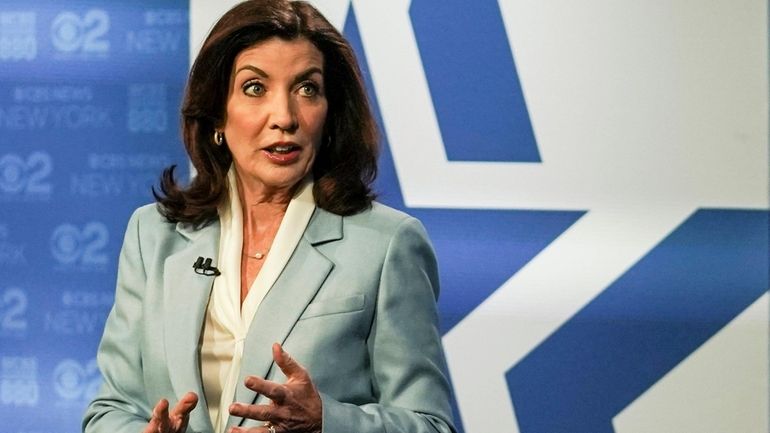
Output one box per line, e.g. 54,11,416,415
52,359,100,402
50,223,109,266
0,152,52,196
51,10,110,54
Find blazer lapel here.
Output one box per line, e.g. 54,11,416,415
227,208,342,429
162,221,220,433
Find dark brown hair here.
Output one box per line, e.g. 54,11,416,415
155,0,378,226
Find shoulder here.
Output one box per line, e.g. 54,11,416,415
125,203,175,232
343,202,421,233
130,203,167,223
121,203,183,248
350,204,440,296
338,202,433,252
119,203,217,271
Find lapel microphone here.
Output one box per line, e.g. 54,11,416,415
193,256,221,276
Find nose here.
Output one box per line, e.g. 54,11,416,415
269,92,298,132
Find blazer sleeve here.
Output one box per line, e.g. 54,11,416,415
82,209,154,433
319,217,457,433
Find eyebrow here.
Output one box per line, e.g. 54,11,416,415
295,66,324,82
234,65,324,83
235,65,268,77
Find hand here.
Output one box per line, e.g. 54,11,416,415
143,392,198,433
228,343,322,433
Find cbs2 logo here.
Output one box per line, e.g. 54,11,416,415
51,9,110,54
0,288,27,333
0,152,52,195
50,223,109,266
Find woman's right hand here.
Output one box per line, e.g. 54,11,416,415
143,392,198,433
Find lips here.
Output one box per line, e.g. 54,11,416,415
262,142,302,164
265,143,300,154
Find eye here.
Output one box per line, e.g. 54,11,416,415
243,80,265,97
298,82,320,97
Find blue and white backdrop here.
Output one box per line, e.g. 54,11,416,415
1,1,767,432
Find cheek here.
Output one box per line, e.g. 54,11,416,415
225,102,264,137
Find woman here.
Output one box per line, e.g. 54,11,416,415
83,1,455,433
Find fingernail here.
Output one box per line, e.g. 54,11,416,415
245,377,255,387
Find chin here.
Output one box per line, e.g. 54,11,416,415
262,171,310,191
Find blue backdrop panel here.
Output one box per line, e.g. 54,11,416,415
410,0,540,162
0,1,189,432
507,210,768,433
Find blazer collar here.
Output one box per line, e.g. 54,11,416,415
227,207,343,429
163,219,221,433
303,206,343,245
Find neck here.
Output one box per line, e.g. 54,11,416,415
234,169,298,207
234,175,293,243
241,201,287,236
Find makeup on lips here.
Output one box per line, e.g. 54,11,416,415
262,141,302,164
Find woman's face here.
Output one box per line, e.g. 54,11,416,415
223,37,328,197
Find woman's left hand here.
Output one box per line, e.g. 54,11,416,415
228,343,322,433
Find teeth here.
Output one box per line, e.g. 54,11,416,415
271,145,294,153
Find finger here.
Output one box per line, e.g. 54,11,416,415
243,376,287,404
272,343,306,379
228,402,278,421
170,392,198,417
144,414,160,433
228,426,273,433
170,392,198,431
152,398,169,433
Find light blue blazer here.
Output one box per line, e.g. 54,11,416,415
82,202,456,433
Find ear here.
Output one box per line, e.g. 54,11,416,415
214,116,226,130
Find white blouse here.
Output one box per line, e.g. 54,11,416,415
200,168,315,433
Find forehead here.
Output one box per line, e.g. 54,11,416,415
232,37,324,73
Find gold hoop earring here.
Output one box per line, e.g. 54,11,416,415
213,130,224,146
